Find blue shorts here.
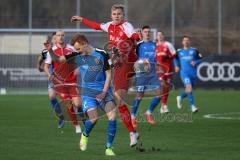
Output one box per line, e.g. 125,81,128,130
81,93,114,113
180,75,197,87
135,72,161,92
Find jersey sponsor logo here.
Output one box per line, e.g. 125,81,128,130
94,58,100,64
189,50,194,55
197,62,240,82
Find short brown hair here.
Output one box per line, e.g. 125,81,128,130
70,34,88,46
111,4,124,12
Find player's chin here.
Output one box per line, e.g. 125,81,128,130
114,20,121,24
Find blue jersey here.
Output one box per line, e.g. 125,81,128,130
70,48,111,97
136,41,157,75
174,47,202,77
136,41,156,63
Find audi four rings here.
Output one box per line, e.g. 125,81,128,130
197,62,240,82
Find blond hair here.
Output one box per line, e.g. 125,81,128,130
111,4,124,12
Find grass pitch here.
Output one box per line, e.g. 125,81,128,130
0,89,240,160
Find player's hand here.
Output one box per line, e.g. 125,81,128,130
44,40,52,51
71,16,83,22
96,91,107,102
175,67,180,73
190,61,196,67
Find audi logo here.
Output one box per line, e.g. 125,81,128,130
197,62,240,82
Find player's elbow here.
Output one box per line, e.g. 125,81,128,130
131,33,140,41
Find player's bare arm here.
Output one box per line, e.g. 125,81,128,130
96,68,111,102
71,15,101,30
37,55,44,72
43,63,54,81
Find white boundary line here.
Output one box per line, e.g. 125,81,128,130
203,112,240,120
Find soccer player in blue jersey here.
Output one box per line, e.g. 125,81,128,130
44,34,117,156
174,36,202,113
37,32,65,129
131,26,161,127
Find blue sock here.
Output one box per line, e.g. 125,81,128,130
83,120,95,137
107,120,117,148
131,98,141,117
187,92,195,107
180,91,187,100
147,96,161,113
50,99,63,118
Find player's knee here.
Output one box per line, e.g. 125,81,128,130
185,85,192,93
137,93,144,100
73,101,81,108
48,90,56,100
49,94,56,100
107,111,116,121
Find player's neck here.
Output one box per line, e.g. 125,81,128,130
183,46,190,50
143,39,150,42
57,42,65,48
112,20,124,25
83,45,94,55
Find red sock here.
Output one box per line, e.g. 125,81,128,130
118,104,134,133
67,106,78,126
162,87,169,105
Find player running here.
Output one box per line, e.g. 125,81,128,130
44,30,82,133
45,34,117,156
71,4,140,147
174,36,202,113
155,31,176,113
37,32,65,129
131,26,161,128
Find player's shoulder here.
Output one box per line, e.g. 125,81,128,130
150,41,157,45
41,49,48,59
41,49,48,55
190,47,199,51
165,41,173,46
136,40,144,46
122,21,134,29
177,48,183,52
95,48,109,58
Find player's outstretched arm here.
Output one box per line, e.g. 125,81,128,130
71,15,101,30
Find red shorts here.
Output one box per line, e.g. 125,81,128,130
159,73,173,84
54,83,79,100
113,62,135,92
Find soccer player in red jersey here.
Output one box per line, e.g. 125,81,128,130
44,30,82,133
71,4,140,147
155,31,176,113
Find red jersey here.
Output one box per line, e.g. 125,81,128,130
45,44,77,83
155,41,176,73
82,18,140,62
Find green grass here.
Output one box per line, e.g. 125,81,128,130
0,90,240,160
